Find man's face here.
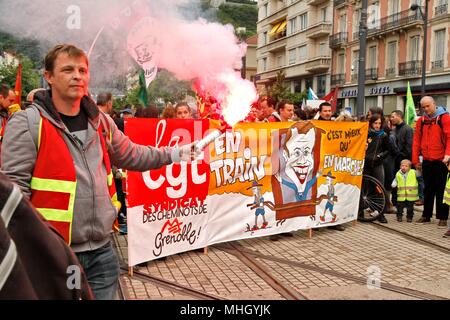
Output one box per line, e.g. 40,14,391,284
421,98,436,117
176,106,191,119
2,90,16,109
285,128,315,191
390,113,401,125
260,100,273,118
107,100,113,114
280,103,294,121
44,53,89,102
319,105,332,120
123,112,133,119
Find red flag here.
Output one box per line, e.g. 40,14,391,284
323,86,339,113
14,63,22,105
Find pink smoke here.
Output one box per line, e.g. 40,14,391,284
128,16,257,126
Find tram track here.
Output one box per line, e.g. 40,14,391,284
214,242,448,300
113,224,449,300
370,221,450,254
112,235,222,300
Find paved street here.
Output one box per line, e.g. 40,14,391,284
114,208,450,300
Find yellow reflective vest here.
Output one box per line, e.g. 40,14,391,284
444,173,450,205
396,169,419,202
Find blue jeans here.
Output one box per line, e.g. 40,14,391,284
75,241,120,300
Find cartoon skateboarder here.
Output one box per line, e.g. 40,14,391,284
246,181,270,231
318,171,338,223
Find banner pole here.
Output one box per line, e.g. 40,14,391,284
308,228,312,239
128,266,133,277
203,246,208,254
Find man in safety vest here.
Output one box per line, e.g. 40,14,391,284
391,159,420,223
0,44,197,300
444,163,450,237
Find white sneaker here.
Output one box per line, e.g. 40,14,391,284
370,210,379,217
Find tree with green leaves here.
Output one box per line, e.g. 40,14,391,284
0,55,40,99
268,70,290,104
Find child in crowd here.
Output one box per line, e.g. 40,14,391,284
391,159,420,222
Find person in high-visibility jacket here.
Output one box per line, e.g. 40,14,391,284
444,166,450,237
0,44,199,300
391,159,420,223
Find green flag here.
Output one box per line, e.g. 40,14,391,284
405,82,415,127
138,69,148,107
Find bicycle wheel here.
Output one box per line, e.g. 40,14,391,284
358,175,387,222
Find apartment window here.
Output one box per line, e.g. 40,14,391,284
388,0,400,15
289,18,297,35
319,42,327,56
305,78,313,90
368,46,377,67
277,55,284,67
262,57,267,71
354,9,361,33
435,29,446,64
352,50,359,73
289,48,297,65
262,31,268,45
387,41,397,70
317,75,326,97
410,35,420,61
339,13,347,33
320,7,327,22
299,45,307,61
338,53,345,74
263,3,268,18
300,13,308,30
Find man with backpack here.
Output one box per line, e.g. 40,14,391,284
412,96,450,227
0,44,197,299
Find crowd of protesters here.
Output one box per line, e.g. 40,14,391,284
0,43,449,300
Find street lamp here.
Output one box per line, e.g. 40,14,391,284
410,0,429,99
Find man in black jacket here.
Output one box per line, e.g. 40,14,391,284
389,110,421,205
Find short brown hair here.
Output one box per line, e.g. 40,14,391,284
44,44,88,72
0,84,10,99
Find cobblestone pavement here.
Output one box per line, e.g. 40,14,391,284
114,208,450,300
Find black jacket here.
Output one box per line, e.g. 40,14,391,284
393,121,413,161
365,129,390,168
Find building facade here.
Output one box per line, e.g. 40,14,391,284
330,0,450,115
245,34,258,82
255,0,334,97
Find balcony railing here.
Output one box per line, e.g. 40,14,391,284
335,0,347,6
385,67,396,77
398,60,422,76
307,0,328,5
329,32,348,48
365,68,378,80
305,22,332,39
431,60,444,70
366,9,422,36
305,57,331,72
435,3,448,16
331,74,345,86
